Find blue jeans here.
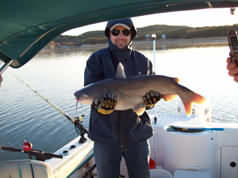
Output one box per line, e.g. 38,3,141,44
94,141,150,178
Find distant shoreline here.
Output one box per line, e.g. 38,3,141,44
39,36,228,55
79,36,228,50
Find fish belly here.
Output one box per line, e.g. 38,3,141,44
115,95,143,111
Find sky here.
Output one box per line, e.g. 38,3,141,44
63,8,238,36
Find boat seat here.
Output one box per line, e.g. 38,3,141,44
150,167,173,178
0,159,53,178
174,170,211,178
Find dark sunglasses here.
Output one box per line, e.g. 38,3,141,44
111,29,131,36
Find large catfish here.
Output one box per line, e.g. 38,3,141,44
74,63,205,116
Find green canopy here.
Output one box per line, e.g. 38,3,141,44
0,0,238,69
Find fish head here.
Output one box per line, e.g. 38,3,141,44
74,90,92,105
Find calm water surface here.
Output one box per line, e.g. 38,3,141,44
0,47,237,161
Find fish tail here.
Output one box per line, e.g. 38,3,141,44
181,92,206,116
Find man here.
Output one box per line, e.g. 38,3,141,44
83,18,160,178
227,57,238,83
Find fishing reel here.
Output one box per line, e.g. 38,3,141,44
74,115,88,144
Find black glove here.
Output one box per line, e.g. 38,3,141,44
92,92,117,115
143,91,161,110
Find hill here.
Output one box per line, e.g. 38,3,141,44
40,24,238,53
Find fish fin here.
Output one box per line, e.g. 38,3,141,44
134,104,146,116
162,94,178,101
182,93,206,116
115,62,127,79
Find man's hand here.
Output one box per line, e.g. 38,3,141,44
143,91,161,110
93,92,117,115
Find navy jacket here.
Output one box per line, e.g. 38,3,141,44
84,43,153,146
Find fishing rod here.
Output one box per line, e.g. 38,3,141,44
13,75,88,143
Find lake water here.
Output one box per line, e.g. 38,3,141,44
0,46,238,161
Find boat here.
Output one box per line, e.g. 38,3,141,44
1,104,237,178
0,103,213,178
0,98,236,178
1,0,238,178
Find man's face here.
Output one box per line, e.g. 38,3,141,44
109,25,131,49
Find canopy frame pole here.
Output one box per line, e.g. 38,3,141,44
0,60,14,74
